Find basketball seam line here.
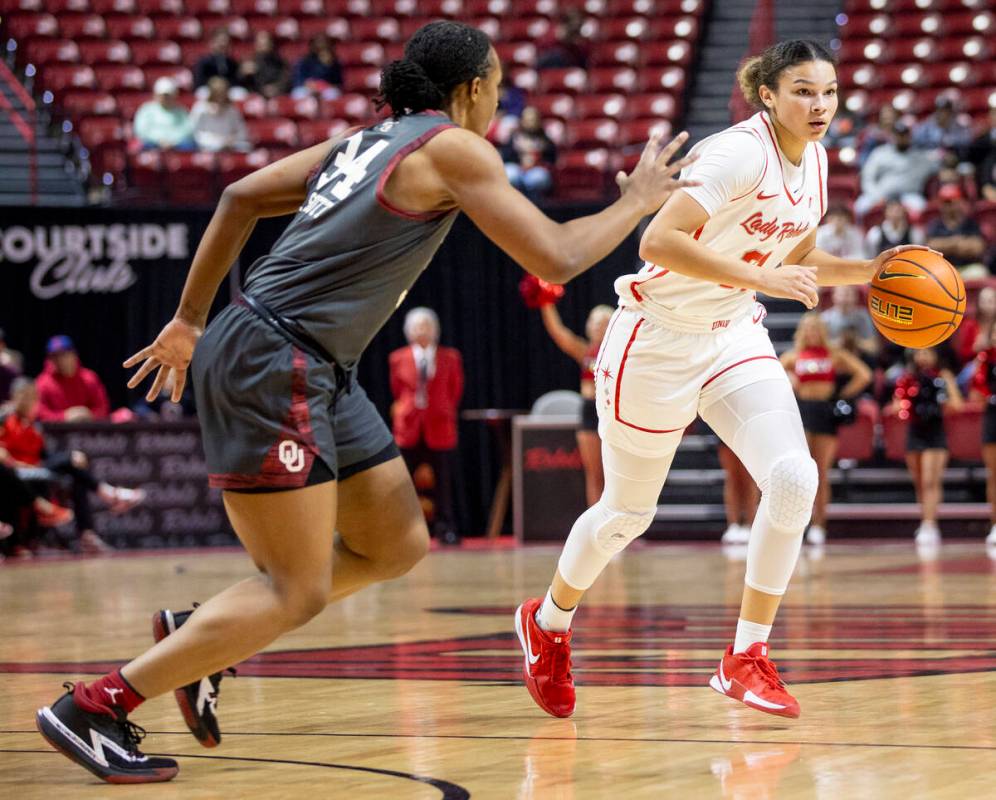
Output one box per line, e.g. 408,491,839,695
887,256,964,304
870,284,964,315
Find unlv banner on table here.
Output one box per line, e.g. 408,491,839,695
0,207,215,409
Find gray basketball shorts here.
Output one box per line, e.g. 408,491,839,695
191,303,397,492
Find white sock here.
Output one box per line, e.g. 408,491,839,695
733,619,772,654
535,589,576,633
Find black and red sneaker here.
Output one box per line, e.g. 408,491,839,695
36,683,178,784
152,605,235,748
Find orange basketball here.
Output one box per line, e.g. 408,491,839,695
867,248,965,348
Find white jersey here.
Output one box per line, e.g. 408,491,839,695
614,111,828,332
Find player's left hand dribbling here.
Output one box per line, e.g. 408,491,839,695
123,317,202,403
865,245,944,282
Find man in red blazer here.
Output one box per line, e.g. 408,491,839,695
390,308,464,545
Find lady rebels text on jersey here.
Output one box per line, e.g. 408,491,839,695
616,111,828,332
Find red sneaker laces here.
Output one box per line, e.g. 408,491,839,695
550,640,573,685
745,653,785,689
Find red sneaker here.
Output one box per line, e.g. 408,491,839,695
514,598,575,718
35,502,74,528
709,642,800,719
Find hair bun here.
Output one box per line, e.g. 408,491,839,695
376,58,445,115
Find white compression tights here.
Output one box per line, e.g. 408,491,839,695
557,378,816,597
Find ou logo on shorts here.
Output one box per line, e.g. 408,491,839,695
278,440,306,473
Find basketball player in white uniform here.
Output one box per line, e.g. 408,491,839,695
515,40,929,719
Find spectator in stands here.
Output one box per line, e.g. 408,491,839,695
968,107,996,200
488,80,527,144
0,461,74,560
815,204,865,258
0,327,23,374
912,96,972,156
292,35,343,99
857,104,899,166
968,331,996,550
891,348,963,548
781,313,872,546
855,121,936,218
536,8,590,70
821,284,879,360
389,308,464,546
1,378,144,553
865,199,924,255
925,184,988,278
35,335,109,422
133,78,195,151
823,107,863,151
190,77,250,153
956,286,996,370
239,31,290,99
194,28,243,91
502,107,557,201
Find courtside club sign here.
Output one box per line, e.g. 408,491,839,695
0,223,188,299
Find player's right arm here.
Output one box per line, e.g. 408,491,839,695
434,129,698,283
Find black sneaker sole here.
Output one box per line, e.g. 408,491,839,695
152,610,220,748
36,706,178,784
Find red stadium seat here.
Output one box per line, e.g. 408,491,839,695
267,95,319,120
342,66,383,94
536,67,587,94
945,408,983,462
649,15,698,40
465,0,510,14
348,18,400,41
162,151,219,205
625,92,677,120
56,13,108,39
565,118,620,148
501,17,554,41
102,14,155,39
6,13,60,41
336,42,386,67
530,93,575,120
142,66,194,92
216,150,268,186
326,0,372,15
141,0,185,14
495,41,538,68
275,0,325,14
41,64,96,93
61,90,118,117
297,17,353,41
243,16,300,41
129,40,183,66
574,93,627,120
502,0,556,15
93,64,146,92
91,0,135,11
590,40,641,67
638,66,686,93
881,413,907,462
77,40,131,65
618,117,672,145
37,0,91,12
321,93,374,122
554,149,613,199
78,116,125,149
152,17,203,40
185,0,232,13
836,400,878,462
297,118,353,146
198,16,251,39
508,67,538,92
115,92,152,120
127,149,163,195
588,66,638,93
642,39,693,66
246,117,298,148
23,40,80,66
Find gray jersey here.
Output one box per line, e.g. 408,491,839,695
243,112,458,366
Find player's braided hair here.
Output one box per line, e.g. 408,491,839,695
376,21,493,116
737,39,836,110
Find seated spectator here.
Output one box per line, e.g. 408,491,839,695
969,108,996,201
537,8,590,69
292,35,343,99
823,107,863,151
865,199,924,255
0,327,23,374
0,461,74,560
133,78,195,151
190,77,250,153
855,121,937,217
35,335,109,422
240,31,290,99
857,105,899,166
1,378,145,553
821,284,879,360
488,80,527,144
815,204,865,258
956,286,996,368
912,96,972,156
502,107,556,201
925,185,988,278
194,28,243,91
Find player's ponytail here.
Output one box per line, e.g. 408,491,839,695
376,21,493,116
737,39,836,109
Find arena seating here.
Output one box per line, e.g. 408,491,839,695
0,0,708,202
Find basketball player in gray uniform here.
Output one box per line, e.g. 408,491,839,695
36,21,697,783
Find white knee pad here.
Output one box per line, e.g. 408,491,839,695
557,500,655,590
765,453,818,531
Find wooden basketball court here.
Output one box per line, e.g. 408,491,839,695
3,541,996,798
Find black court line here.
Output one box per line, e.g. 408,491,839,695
0,749,470,799
4,731,995,753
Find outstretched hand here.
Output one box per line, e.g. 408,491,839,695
866,244,944,283
616,131,701,216
123,318,202,403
